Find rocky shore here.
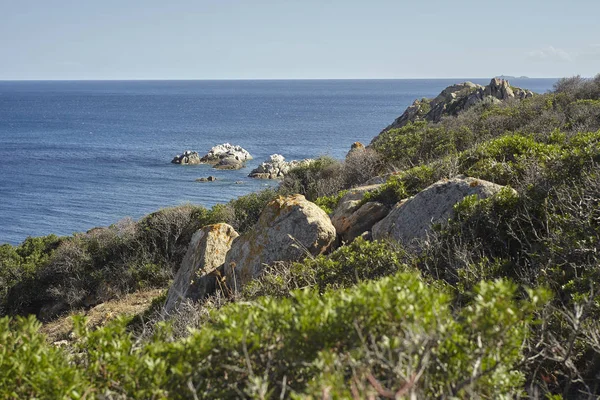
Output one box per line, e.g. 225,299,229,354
374,78,534,139
248,154,314,179
171,143,253,170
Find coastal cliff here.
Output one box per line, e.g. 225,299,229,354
2,75,600,398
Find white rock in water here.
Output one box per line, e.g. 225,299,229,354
200,143,253,164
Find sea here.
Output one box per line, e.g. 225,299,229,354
0,78,557,245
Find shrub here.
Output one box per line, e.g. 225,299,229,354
458,134,561,185
219,188,279,233
280,151,384,202
362,164,437,206
341,147,384,186
415,168,600,396
314,190,347,214
371,122,476,167
279,156,344,200
0,235,62,315
553,74,600,100
243,237,409,298
0,316,84,398
0,272,545,399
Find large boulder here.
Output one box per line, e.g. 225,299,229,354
163,223,238,313
248,154,313,179
200,143,253,165
334,201,389,243
372,176,510,245
171,150,201,165
330,184,388,242
223,194,336,291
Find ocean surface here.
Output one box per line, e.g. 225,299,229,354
0,78,556,245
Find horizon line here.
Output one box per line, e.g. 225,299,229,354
0,76,559,82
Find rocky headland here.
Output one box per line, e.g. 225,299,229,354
6,75,600,398
374,78,534,141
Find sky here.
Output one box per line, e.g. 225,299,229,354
0,0,598,80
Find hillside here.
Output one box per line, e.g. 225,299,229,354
2,74,600,398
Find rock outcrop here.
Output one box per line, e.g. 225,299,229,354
223,195,336,291
200,143,253,165
346,142,365,158
248,154,313,179
171,151,201,165
163,224,238,313
372,176,510,245
330,184,388,242
213,156,245,170
373,78,535,142
195,176,217,182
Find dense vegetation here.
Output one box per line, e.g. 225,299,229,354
1,74,600,398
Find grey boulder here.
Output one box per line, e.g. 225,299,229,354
330,184,388,242
372,176,511,245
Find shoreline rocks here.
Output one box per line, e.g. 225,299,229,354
200,143,253,165
172,144,252,170
213,156,245,170
171,150,201,165
195,176,217,182
248,154,314,179
372,78,535,144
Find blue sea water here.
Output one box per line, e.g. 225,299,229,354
0,78,556,245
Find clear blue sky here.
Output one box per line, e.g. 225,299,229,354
1,0,598,79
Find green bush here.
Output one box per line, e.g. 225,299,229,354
0,235,62,315
0,316,84,398
279,156,344,200
0,272,545,399
314,190,347,214
219,188,279,233
362,165,437,206
371,122,476,167
244,237,409,299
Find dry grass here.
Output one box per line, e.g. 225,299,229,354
41,288,164,344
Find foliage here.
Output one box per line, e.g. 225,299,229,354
0,316,84,399
4,74,600,397
0,235,62,315
279,156,344,200
243,237,409,298
362,165,437,206
371,122,476,168
280,150,384,201
314,190,347,214
0,272,545,399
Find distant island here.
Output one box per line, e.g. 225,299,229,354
495,74,530,79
